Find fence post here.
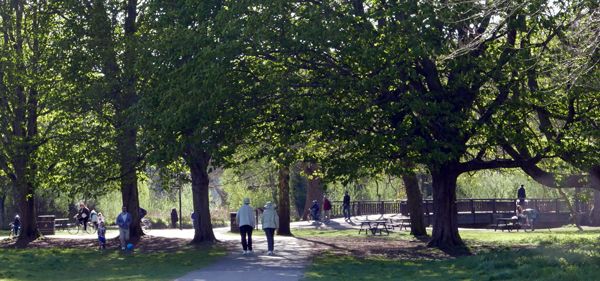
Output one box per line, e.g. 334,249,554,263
357,201,361,216
381,201,385,215
555,199,560,213
470,199,475,214
492,199,497,213
534,199,539,211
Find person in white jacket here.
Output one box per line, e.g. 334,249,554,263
261,202,279,255
236,197,255,255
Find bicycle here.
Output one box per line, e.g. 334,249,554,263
141,219,152,233
9,223,19,238
68,217,97,235
307,208,322,223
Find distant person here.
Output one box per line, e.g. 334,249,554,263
97,212,105,224
516,205,526,224
235,197,255,255
13,215,20,235
117,206,132,250
90,210,99,229
191,212,195,229
517,184,526,205
522,208,540,231
343,191,351,221
97,221,107,250
78,203,91,231
261,202,279,255
170,208,179,229
323,195,332,224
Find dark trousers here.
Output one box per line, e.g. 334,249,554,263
80,218,89,231
172,221,178,228
240,225,253,251
264,228,276,251
343,205,351,219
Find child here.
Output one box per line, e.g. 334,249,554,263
97,222,107,250
98,212,104,224
13,215,20,235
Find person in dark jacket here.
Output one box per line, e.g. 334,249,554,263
343,191,351,221
170,208,179,229
517,184,526,205
323,196,332,223
78,203,91,231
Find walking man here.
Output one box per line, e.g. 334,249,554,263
117,206,132,250
236,197,255,255
343,191,351,221
517,184,527,205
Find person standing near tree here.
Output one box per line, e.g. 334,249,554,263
323,195,332,224
117,206,132,250
170,208,179,229
235,198,255,255
343,191,351,221
261,202,279,255
518,184,527,205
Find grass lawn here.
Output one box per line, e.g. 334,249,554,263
302,229,600,281
0,243,227,280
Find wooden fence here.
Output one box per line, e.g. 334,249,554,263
330,198,591,217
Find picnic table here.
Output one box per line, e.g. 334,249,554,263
389,218,412,231
358,220,390,235
494,218,522,232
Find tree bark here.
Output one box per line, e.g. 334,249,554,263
302,163,324,220
118,123,143,237
427,165,464,248
277,166,292,236
557,188,583,230
402,172,427,236
186,146,217,243
590,190,600,226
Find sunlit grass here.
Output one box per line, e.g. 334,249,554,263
0,244,227,280
301,228,600,280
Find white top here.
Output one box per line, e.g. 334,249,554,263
235,204,255,227
261,208,279,229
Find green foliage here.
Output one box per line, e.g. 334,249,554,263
0,245,227,280
457,169,561,199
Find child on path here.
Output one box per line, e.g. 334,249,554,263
98,222,107,250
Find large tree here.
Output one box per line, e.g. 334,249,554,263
55,0,146,237
222,0,600,248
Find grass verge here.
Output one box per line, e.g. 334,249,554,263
0,243,227,280
302,229,600,281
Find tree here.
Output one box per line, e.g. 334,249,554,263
225,0,600,248
0,0,71,242
55,0,145,237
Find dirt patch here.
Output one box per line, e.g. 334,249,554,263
0,235,225,253
295,236,531,261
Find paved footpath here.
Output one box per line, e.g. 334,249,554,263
174,227,312,281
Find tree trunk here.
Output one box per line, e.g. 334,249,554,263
186,147,216,243
590,190,600,226
118,124,143,238
557,188,583,230
427,166,464,248
302,163,324,220
277,166,292,236
402,172,427,236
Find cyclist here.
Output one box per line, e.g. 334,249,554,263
77,203,91,231
12,215,20,236
139,207,148,222
309,200,321,221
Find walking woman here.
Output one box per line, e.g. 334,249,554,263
261,202,279,255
